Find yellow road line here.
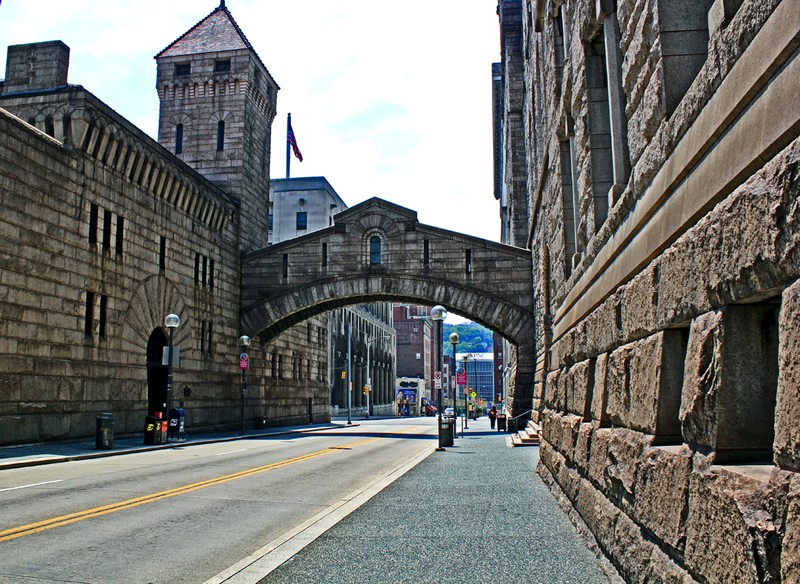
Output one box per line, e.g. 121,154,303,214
0,435,383,542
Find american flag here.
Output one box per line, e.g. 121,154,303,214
288,119,303,162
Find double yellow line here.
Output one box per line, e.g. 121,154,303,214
0,436,380,542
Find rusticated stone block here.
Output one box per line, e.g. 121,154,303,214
590,352,610,425
685,467,768,583
574,476,620,556
606,331,684,442
775,279,800,470
633,445,692,551
544,368,564,411
588,427,613,489
566,358,594,420
681,305,779,462
574,422,595,473
782,474,800,582
606,429,653,512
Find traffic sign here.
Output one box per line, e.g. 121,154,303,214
456,370,466,384
434,371,442,389
470,391,477,399
239,353,249,370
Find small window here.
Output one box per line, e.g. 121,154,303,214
84,291,94,337
322,242,328,267
370,236,381,265
102,209,112,250
159,237,166,272
268,213,273,231
465,249,472,274
89,203,98,245
115,216,124,256
296,212,308,230
175,124,183,154
423,239,430,265
175,63,191,77
216,120,225,151
98,295,107,338
214,59,231,73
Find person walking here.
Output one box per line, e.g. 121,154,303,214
489,405,498,429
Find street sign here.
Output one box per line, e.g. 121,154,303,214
239,353,249,370
456,370,466,384
434,371,442,389
470,391,477,399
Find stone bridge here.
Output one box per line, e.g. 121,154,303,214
241,198,535,414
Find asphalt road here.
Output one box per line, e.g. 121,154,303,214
0,418,438,584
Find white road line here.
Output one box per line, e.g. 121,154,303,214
0,480,63,492
214,449,249,456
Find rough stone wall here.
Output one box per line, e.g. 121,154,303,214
514,0,800,580
0,67,329,446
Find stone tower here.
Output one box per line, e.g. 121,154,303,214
155,1,278,251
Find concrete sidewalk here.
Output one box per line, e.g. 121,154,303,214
255,416,615,584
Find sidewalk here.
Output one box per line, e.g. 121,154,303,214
0,418,357,471
256,416,615,584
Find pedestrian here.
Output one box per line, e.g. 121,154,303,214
489,405,498,429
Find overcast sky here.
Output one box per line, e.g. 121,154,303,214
0,0,502,244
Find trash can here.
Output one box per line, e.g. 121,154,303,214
143,415,159,445
507,417,518,433
168,408,186,441
440,417,454,447
95,413,114,450
497,414,507,432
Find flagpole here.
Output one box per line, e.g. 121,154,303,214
286,113,291,179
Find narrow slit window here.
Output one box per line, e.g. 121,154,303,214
98,294,107,338
200,321,206,353
115,216,124,256
209,259,215,289
322,242,328,267
102,209,112,250
423,239,430,265
84,291,95,337
465,249,472,273
207,321,213,355
89,203,99,245
159,237,166,271
282,254,288,278
201,255,208,286
194,253,200,283
175,124,183,154
216,120,225,151
296,211,307,230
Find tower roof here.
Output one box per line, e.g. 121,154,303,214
156,2,256,59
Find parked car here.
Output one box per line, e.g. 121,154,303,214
444,407,455,418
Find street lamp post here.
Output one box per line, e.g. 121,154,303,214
431,305,447,450
239,335,251,436
164,313,180,441
448,332,460,434
462,354,470,432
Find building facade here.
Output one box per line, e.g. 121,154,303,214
496,0,800,581
0,4,334,445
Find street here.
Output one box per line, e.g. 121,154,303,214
0,418,438,583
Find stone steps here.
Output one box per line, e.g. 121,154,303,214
507,420,540,448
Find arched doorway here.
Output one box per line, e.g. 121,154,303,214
146,328,168,417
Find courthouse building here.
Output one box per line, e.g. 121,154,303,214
494,0,800,581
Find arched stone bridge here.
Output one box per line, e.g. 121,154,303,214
241,198,535,414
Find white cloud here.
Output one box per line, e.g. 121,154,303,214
1,0,502,240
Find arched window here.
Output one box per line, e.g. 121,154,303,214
370,235,381,265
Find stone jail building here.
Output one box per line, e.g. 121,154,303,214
0,4,394,445
495,0,800,581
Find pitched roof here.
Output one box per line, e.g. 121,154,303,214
156,3,255,58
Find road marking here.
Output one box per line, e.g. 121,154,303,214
205,440,437,584
0,436,382,542
0,480,63,492
215,449,249,456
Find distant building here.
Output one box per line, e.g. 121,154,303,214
269,177,396,417
457,353,495,404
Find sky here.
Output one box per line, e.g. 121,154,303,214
0,0,502,245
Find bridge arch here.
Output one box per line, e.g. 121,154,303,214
241,198,536,414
